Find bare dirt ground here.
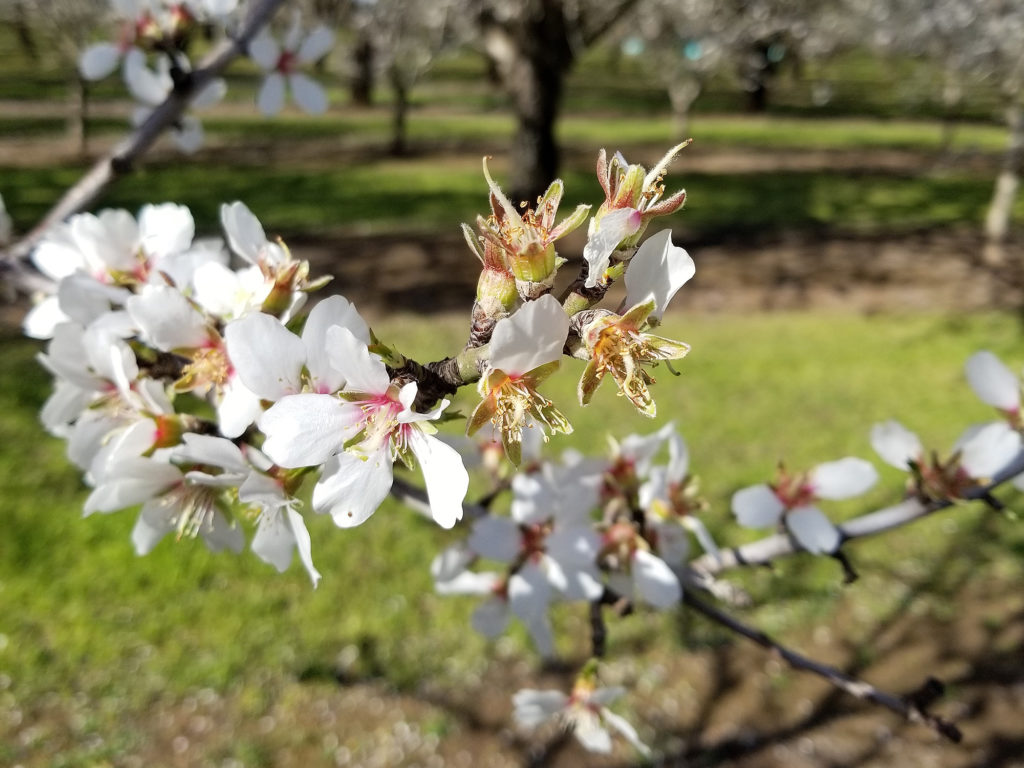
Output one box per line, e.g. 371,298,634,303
292,225,1024,319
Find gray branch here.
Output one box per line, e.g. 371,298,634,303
689,448,1024,577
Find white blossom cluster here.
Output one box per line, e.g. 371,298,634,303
23,199,469,587
79,1,335,152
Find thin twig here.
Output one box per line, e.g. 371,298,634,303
689,448,1024,577
682,590,963,743
0,0,289,279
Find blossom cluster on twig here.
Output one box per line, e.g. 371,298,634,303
14,134,1024,757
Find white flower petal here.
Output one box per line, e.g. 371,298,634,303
966,351,1020,412
313,449,393,527
257,72,287,115
870,420,923,471
508,561,552,623
258,393,356,467
602,709,651,757
632,548,682,608
732,483,785,528
468,515,520,562
572,709,612,753
409,430,468,529
513,689,568,729
138,203,194,260
488,294,570,376
302,295,368,392
248,30,280,71
786,506,841,554
224,312,306,399
326,325,390,394
298,25,334,63
810,457,878,500
957,421,1022,479
131,505,173,555
126,285,208,351
252,509,297,573
289,73,328,114
582,207,642,288
470,597,510,638
80,42,122,80
624,229,695,319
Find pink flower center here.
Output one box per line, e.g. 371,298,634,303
276,51,297,74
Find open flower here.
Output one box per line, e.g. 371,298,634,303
474,159,589,299
872,419,1023,497
248,14,334,115
124,48,225,153
639,427,718,565
257,325,468,528
732,457,879,555
467,295,572,464
513,663,650,757
578,298,690,417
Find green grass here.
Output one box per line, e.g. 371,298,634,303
3,155,1015,240
5,311,1024,692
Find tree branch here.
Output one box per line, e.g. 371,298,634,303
0,0,289,279
682,590,963,743
689,448,1024,577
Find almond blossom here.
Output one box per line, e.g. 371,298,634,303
248,14,335,115
257,324,468,529
872,419,1023,497
513,664,650,757
467,295,572,464
732,457,879,555
124,48,226,153
639,427,719,566
23,203,211,339
577,230,694,416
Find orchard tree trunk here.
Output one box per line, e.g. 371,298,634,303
389,67,410,156
985,102,1024,244
476,0,639,204
350,33,374,106
479,1,573,204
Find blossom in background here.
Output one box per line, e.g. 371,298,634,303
248,14,335,115
124,48,226,153
513,663,650,757
872,419,1023,496
467,295,572,464
258,323,468,529
732,457,879,555
965,350,1022,426
79,0,238,81
639,427,719,566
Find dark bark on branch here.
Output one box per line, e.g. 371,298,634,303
683,590,962,743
